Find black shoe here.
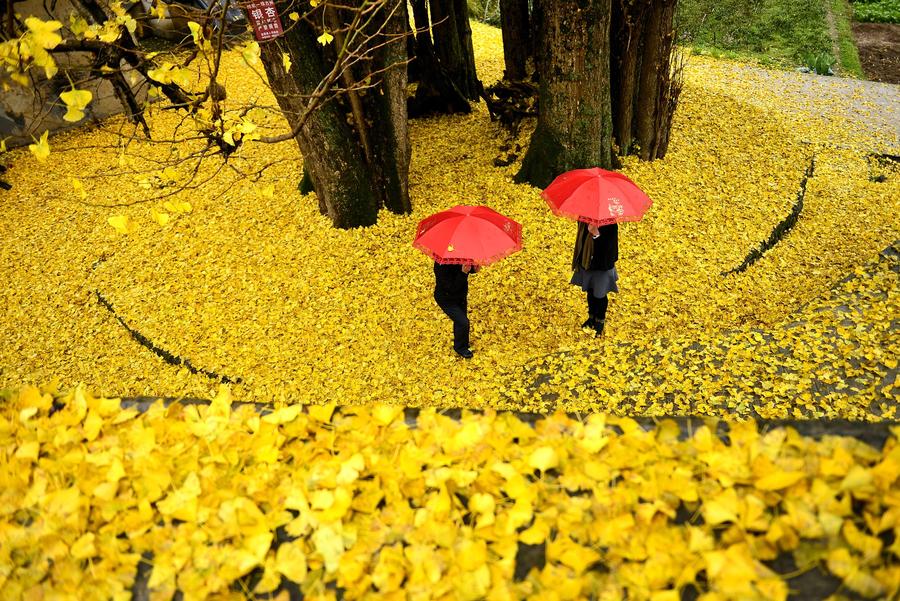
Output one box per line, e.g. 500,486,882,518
456,348,474,359
593,319,606,337
581,317,594,329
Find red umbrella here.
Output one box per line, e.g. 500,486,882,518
541,167,652,226
413,205,523,266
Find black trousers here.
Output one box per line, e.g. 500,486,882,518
435,294,470,353
587,293,609,321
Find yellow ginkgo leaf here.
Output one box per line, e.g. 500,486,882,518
71,178,87,200
528,446,559,472
840,466,873,491
188,21,203,45
308,402,336,422
96,20,122,43
282,52,292,72
151,208,171,226
28,131,50,162
107,214,136,235
289,12,300,21
756,470,805,491
242,42,261,66
70,533,97,559
60,88,93,122
317,31,334,45
25,17,63,49
703,488,739,525
162,200,192,214
274,540,307,579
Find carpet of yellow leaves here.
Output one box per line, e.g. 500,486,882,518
0,22,896,414
1,21,899,600
2,385,899,599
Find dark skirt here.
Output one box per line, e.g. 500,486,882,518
571,267,619,299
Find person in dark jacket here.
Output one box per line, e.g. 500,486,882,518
571,222,619,336
433,262,477,358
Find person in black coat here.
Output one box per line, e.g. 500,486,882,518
571,222,619,336
433,262,477,358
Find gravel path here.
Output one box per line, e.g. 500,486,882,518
693,61,900,152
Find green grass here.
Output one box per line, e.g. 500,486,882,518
832,0,865,76
850,0,900,23
677,0,836,69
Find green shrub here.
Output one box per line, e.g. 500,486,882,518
802,50,836,74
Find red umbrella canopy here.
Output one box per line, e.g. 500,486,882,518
541,167,652,226
413,205,523,266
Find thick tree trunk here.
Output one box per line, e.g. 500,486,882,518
530,0,543,79
430,0,482,100
499,0,530,81
409,0,471,115
610,0,650,154
635,0,663,160
260,19,378,228
515,0,613,188
646,0,679,159
365,0,411,214
610,0,678,161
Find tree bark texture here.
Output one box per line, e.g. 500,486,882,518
430,0,482,100
259,2,412,228
261,29,378,228
409,0,471,115
516,0,613,189
610,0,650,155
499,0,531,81
610,0,678,160
362,0,412,214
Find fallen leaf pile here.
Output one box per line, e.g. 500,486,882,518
0,22,896,414
503,239,899,420
2,384,899,599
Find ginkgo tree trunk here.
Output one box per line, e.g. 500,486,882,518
259,0,411,228
610,0,680,160
408,0,481,116
515,0,614,188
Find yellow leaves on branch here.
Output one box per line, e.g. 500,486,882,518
27,131,50,161
317,30,334,45
0,18,63,83
146,63,193,89
241,41,261,66
187,21,203,46
24,17,63,49
60,88,93,122
3,386,900,599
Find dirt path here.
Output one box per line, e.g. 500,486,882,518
823,0,843,73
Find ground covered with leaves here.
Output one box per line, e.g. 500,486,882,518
1,23,897,417
2,385,900,599
1,21,899,601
